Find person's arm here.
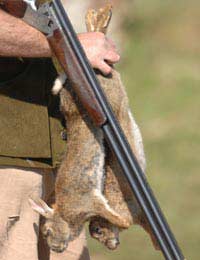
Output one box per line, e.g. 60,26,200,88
0,9,120,74
0,9,51,57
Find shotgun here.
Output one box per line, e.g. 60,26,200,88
1,1,185,259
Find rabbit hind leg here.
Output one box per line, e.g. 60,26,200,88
92,189,130,228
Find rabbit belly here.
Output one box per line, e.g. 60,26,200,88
128,110,146,172
96,70,146,224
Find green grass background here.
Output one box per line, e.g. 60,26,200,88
87,0,200,259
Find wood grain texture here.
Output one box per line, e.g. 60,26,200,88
0,0,27,18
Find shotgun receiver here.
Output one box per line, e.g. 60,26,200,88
1,1,185,259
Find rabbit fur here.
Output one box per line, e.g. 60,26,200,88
29,4,158,253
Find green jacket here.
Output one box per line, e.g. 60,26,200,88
0,58,66,168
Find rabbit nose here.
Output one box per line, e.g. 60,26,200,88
106,238,120,249
51,246,62,253
51,243,66,253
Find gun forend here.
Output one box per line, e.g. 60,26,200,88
47,28,107,127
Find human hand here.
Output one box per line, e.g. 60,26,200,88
78,32,120,75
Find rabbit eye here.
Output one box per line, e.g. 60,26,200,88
94,227,103,235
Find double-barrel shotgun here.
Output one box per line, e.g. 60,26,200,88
1,1,185,259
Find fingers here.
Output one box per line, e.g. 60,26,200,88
105,50,120,64
78,32,120,75
95,42,120,75
96,60,112,75
104,37,120,64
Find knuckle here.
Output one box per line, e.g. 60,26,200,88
112,50,120,59
96,32,105,39
115,53,120,60
108,50,118,59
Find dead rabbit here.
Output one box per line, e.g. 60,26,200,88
86,5,158,251
29,4,129,253
29,4,158,253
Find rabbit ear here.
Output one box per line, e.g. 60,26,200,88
85,4,112,34
96,4,112,34
28,198,54,219
85,9,98,32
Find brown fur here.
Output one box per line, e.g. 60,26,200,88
30,75,130,251
86,5,159,250
29,4,158,253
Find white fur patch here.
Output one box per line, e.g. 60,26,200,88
52,74,67,95
93,189,114,213
107,238,119,249
93,190,127,222
128,110,146,172
95,132,105,192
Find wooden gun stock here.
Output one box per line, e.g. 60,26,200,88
0,0,27,17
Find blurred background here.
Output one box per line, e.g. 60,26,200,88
63,0,200,259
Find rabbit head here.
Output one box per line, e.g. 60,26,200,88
29,198,70,253
89,217,120,250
